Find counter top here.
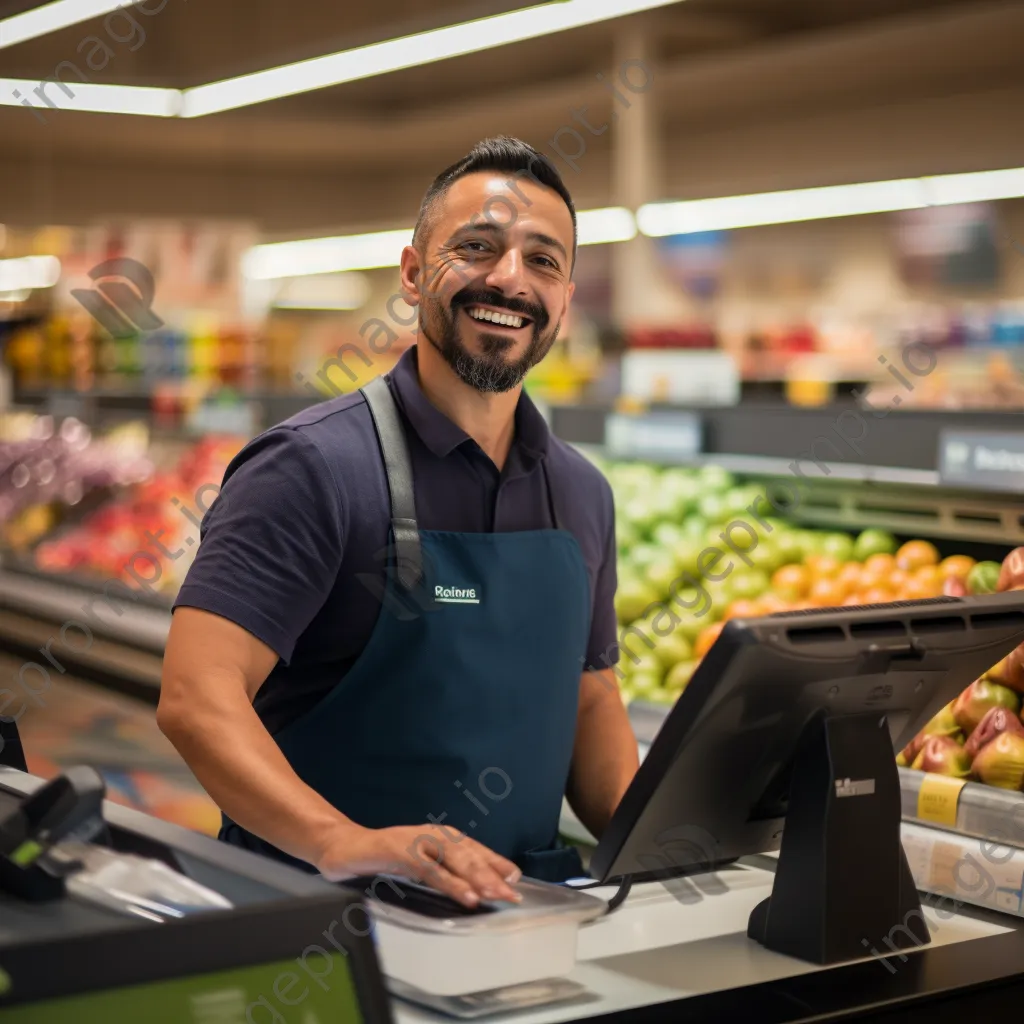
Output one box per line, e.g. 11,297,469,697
392,861,1020,1023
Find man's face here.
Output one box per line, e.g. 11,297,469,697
401,171,575,393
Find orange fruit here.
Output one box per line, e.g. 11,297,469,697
789,600,815,611
724,599,761,621
809,577,849,607
858,567,894,593
861,587,896,605
939,555,976,581
837,561,863,590
888,568,910,592
805,554,842,579
771,564,810,600
864,553,897,575
842,594,865,606
695,622,725,658
904,574,943,600
756,593,789,615
895,539,940,572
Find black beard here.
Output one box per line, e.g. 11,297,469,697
421,291,558,394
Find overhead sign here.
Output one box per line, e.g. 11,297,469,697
605,411,703,462
938,430,1024,492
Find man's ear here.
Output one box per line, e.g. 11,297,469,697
399,245,424,307
561,279,576,322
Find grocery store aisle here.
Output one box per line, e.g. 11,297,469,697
1,653,221,836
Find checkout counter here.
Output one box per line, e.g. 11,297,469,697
2,763,1023,1024
6,596,1024,1022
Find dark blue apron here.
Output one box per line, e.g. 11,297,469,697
221,373,591,883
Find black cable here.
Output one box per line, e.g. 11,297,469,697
604,875,633,915
563,874,634,913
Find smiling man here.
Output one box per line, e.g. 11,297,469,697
158,137,638,907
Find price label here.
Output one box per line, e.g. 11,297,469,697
939,430,1024,493
605,411,702,462
916,773,966,828
186,399,258,438
46,394,87,421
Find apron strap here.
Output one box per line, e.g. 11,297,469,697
541,456,566,532
361,374,423,592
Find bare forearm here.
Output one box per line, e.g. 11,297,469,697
567,681,639,840
158,680,356,868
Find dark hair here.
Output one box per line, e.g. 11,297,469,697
413,136,577,268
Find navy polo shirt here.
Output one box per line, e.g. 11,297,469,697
173,345,619,736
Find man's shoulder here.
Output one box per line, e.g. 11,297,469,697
259,391,379,467
220,391,384,502
278,390,371,437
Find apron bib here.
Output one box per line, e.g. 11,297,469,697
221,374,592,883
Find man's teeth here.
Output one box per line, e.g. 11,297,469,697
466,307,525,328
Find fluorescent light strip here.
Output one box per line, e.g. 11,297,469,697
0,255,61,291
638,167,1024,236
182,0,684,118
243,208,636,280
638,180,927,236
273,300,365,311
0,0,126,50
922,166,1024,206
0,77,179,118
578,207,637,245
242,229,414,279
0,0,682,117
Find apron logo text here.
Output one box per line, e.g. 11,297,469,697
434,585,480,604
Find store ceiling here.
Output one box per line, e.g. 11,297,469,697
2,0,1024,234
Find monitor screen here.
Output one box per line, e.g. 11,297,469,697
592,592,1024,882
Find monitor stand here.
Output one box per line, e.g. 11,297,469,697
747,710,929,965
0,718,27,774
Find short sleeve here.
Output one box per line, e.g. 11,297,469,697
585,478,619,671
173,428,344,664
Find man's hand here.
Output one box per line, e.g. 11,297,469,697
316,824,522,908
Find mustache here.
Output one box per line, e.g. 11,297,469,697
450,288,548,328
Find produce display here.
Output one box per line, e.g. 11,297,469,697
32,436,243,596
893,548,1024,794
0,414,153,550
896,674,1024,791
598,457,1009,710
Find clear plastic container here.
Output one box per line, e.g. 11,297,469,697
353,875,606,996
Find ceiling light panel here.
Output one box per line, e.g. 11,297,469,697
182,0,685,118
0,77,180,117
0,0,128,50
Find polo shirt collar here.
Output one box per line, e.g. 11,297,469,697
389,345,550,463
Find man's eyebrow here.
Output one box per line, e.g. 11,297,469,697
527,232,568,260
